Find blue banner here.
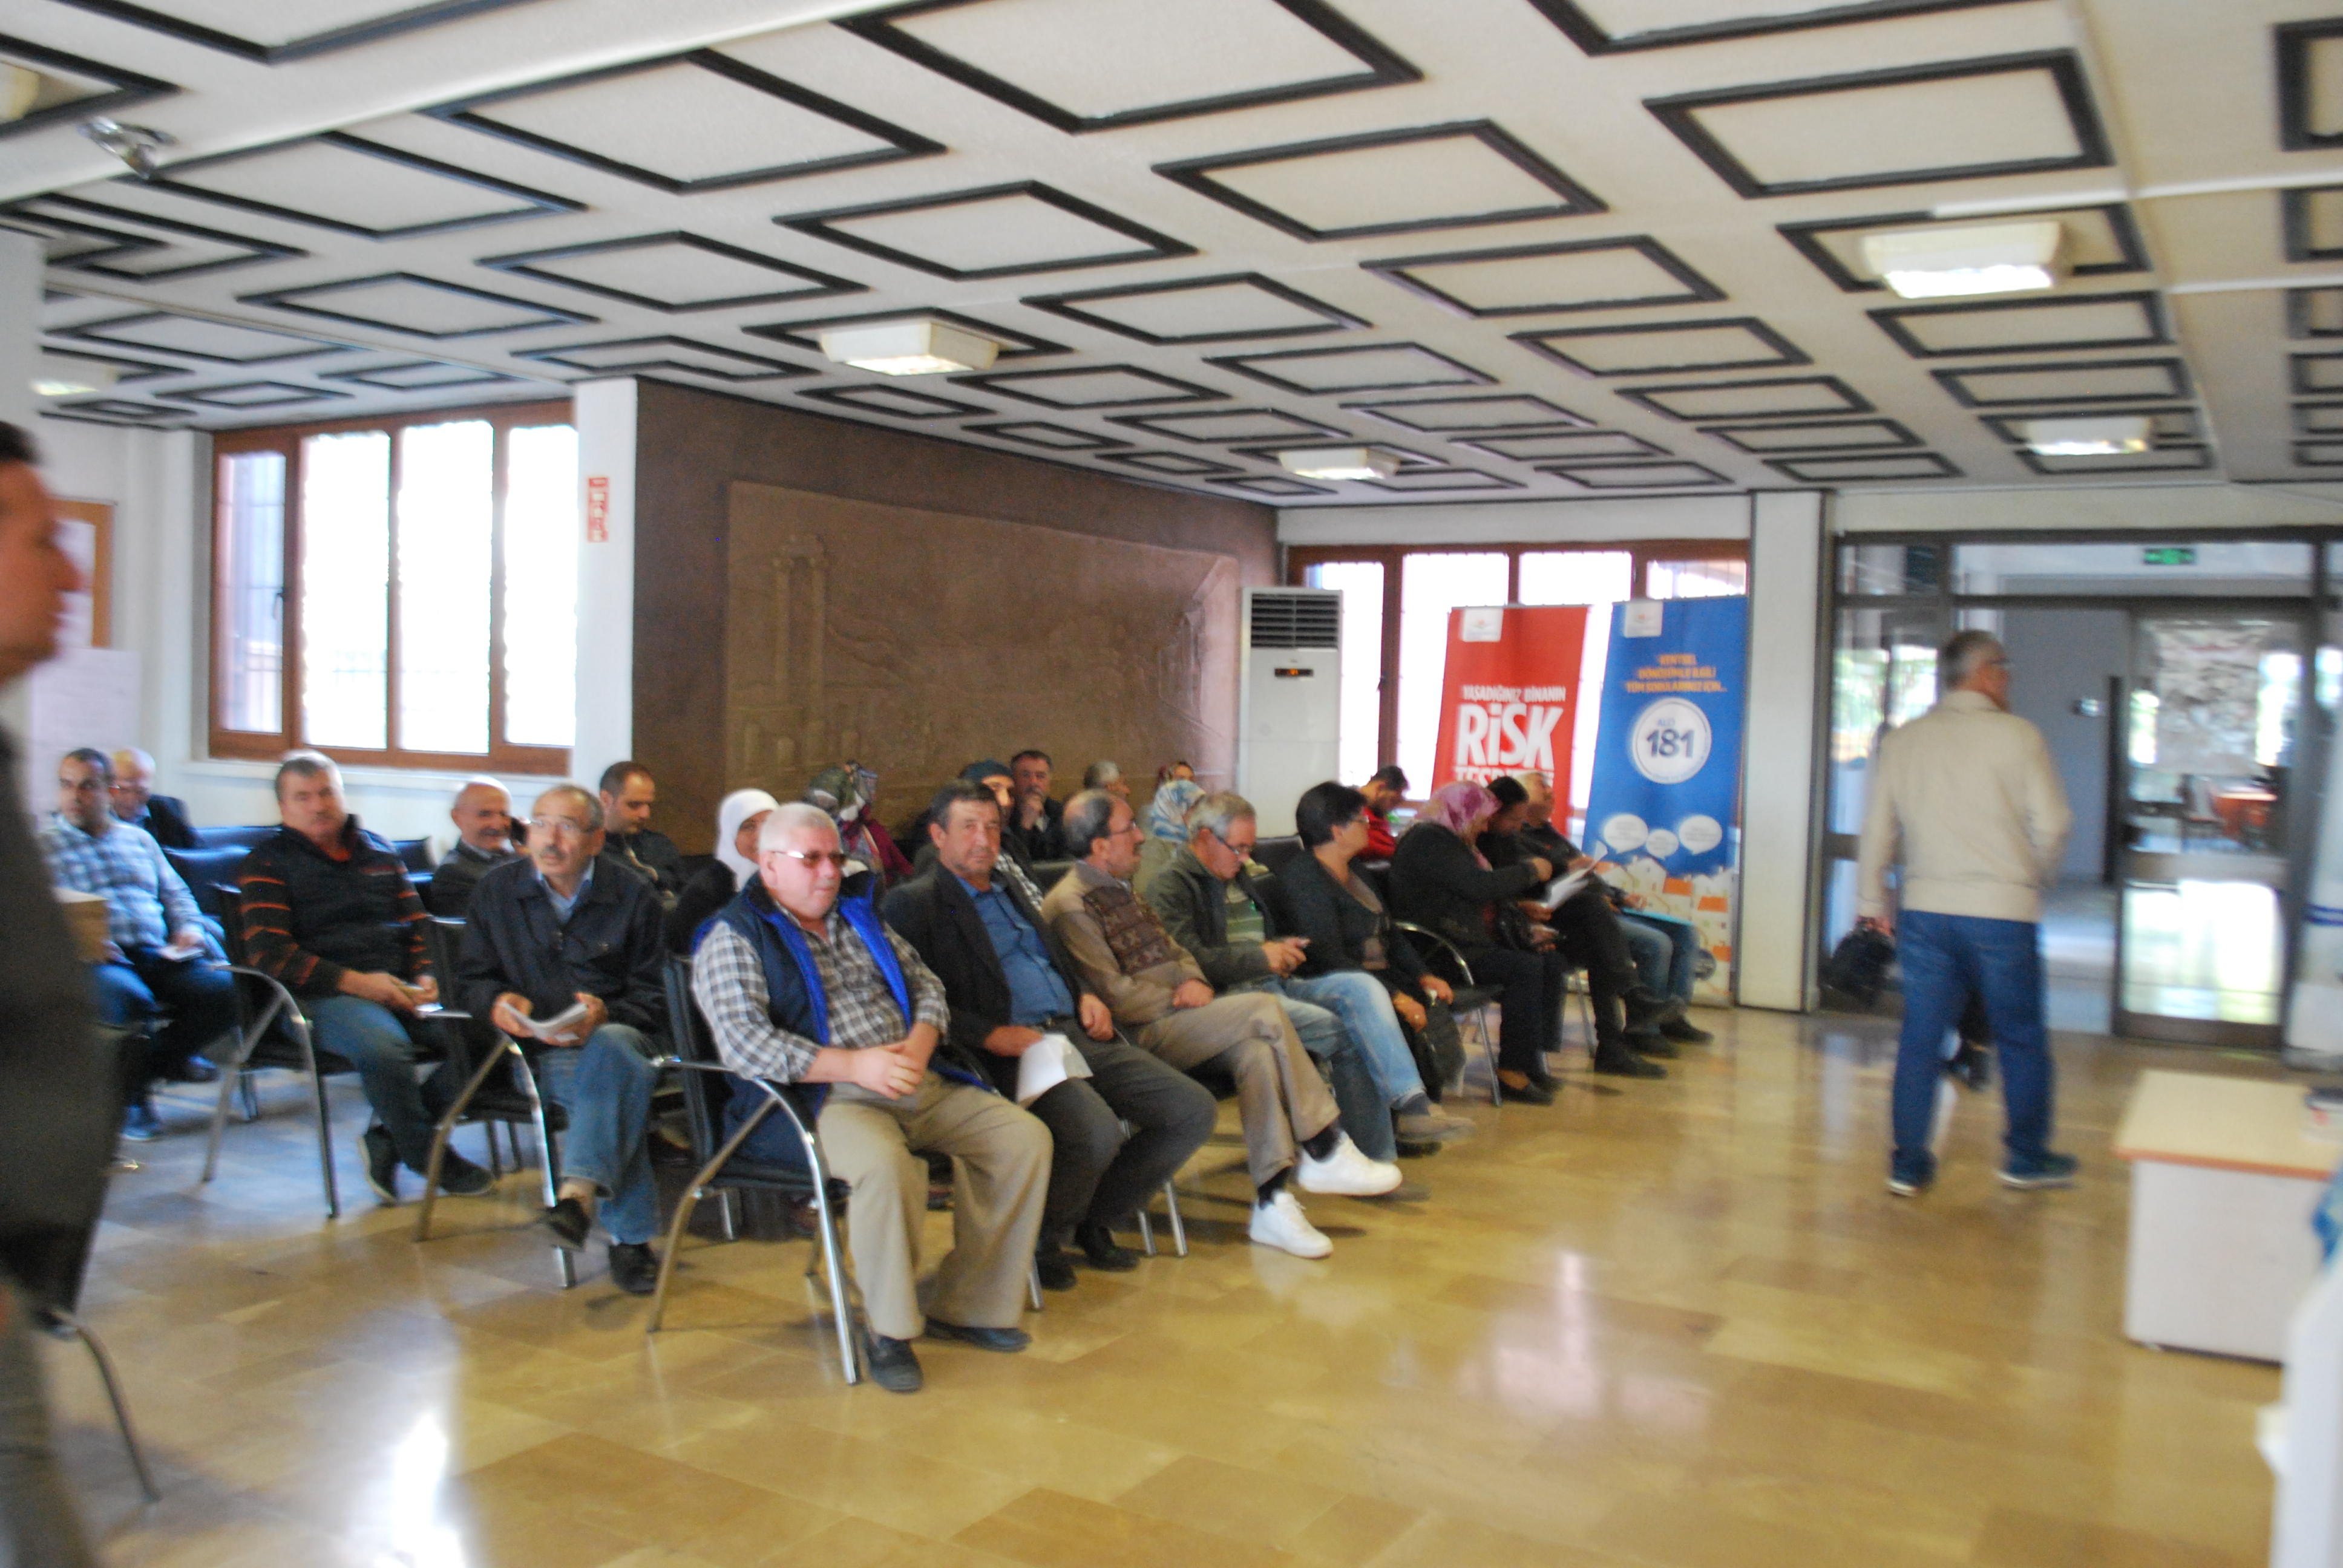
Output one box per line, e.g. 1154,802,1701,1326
1582,596,1748,878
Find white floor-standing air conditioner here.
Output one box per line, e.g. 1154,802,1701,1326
1236,586,1343,836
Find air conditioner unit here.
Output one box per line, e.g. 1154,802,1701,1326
1236,586,1343,836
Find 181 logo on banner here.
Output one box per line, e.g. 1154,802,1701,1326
1630,697,1711,785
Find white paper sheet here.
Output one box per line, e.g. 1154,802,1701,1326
1014,1031,1093,1106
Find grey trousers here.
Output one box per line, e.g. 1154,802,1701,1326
0,1287,94,1568
1135,993,1340,1192
1023,1030,1217,1250
818,1076,1051,1341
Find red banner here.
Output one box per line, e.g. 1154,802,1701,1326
1430,604,1588,794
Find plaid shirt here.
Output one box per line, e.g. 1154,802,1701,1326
692,907,949,1083
38,815,202,952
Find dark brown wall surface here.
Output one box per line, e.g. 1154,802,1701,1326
631,381,1277,849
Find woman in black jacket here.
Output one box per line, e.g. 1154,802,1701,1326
1277,782,1468,1100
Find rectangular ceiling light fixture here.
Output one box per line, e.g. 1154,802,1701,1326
817,317,1000,375
2021,414,2151,456
1860,220,2066,300
31,353,119,397
1277,444,1402,480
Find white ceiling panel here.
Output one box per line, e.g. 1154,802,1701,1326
1027,275,1362,343
483,234,859,311
1216,342,1490,394
788,185,1190,278
108,0,519,47
1872,294,2164,356
1514,318,1804,376
244,273,586,337
58,311,346,363
1369,238,1721,317
151,136,569,237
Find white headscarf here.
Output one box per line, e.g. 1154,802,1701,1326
715,788,781,890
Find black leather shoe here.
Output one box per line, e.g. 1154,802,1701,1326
1495,1075,1556,1105
1074,1224,1141,1272
1034,1249,1078,1292
1659,1014,1714,1045
359,1125,400,1206
174,1056,220,1085
926,1319,1031,1353
1628,1031,1679,1059
1593,1049,1666,1079
865,1332,923,1393
607,1242,658,1296
539,1197,591,1252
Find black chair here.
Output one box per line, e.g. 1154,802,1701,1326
393,837,437,875
191,825,274,852
1025,858,1074,889
1250,835,1305,878
650,957,859,1383
411,918,574,1289
163,846,251,901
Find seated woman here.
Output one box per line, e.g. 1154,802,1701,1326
1275,781,1469,1106
668,789,778,955
1133,777,1203,899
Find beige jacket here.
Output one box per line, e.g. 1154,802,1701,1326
1856,689,2074,924
1038,860,1204,1030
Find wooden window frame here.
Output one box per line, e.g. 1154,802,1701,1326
1285,538,1751,768
209,399,574,774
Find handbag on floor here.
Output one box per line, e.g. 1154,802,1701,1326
1822,923,1896,1007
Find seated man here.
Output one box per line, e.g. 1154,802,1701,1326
41,748,234,1141
108,747,197,850
424,777,520,917
238,753,491,1202
1041,789,1399,1261
1007,750,1067,863
1081,760,1130,804
1496,773,1706,1048
456,784,667,1295
1145,791,1469,1154
692,803,1049,1394
886,781,1215,1290
599,760,683,902
1358,765,1407,860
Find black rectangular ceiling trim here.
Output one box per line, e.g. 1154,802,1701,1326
1867,290,2169,359
963,420,1127,451
2279,19,2343,151
744,307,1066,359
1210,342,1494,397
1620,375,1873,422
1343,393,1593,432
1023,272,1367,344
10,194,305,281
1529,0,2028,54
1454,430,1670,461
1512,316,1808,377
0,31,175,139
1363,234,1725,318
1646,51,2113,199
54,312,349,364
156,381,352,408
240,272,594,338
428,50,942,194
320,361,522,390
1539,459,1732,488
1107,407,1348,443
49,0,547,64
516,336,813,381
834,0,1420,133
779,181,1194,280
148,131,580,240
1699,417,1923,454
478,232,864,313
2021,446,2212,476
2282,185,2343,261
1935,357,2191,407
1778,203,2148,292
798,384,986,418
1154,120,1605,242
952,365,1225,409
1979,406,2201,445
1766,452,1962,482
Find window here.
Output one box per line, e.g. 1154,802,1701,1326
210,402,577,771
1302,559,1386,787
1648,557,1747,599
1396,553,1509,790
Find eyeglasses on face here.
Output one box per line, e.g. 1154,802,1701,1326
527,816,591,840
769,848,853,870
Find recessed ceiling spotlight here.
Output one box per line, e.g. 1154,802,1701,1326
2022,415,2151,456
1860,220,2067,300
817,318,1001,376
1276,445,1403,481
78,116,174,179
31,354,118,399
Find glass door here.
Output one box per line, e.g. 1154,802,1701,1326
2114,612,2310,1044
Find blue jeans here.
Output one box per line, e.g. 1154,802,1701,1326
532,1024,660,1247
1620,913,1700,1004
308,995,451,1174
90,947,238,1102
1277,971,1429,1107
1892,911,2054,1180
1243,979,1398,1162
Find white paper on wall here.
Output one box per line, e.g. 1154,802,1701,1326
27,648,140,794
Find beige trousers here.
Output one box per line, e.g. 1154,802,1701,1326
818,1076,1051,1340
1136,993,1339,1191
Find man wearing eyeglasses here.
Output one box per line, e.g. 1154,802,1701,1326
454,784,667,1295
692,802,1049,1394
1858,629,2074,1198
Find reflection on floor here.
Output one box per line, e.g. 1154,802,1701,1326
59,1010,2285,1567
2043,883,2117,1035
2120,881,2285,1027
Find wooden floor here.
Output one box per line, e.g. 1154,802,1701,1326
56,1008,2285,1567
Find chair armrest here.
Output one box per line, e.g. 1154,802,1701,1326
650,1059,824,1166
1390,921,1476,988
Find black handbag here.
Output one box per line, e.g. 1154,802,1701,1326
1822,924,1896,1007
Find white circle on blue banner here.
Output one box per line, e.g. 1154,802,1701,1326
1645,828,1680,858
1678,814,1723,855
1600,812,1648,853
1629,697,1712,786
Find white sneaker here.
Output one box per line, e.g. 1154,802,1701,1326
1295,1134,1403,1197
1249,1190,1332,1258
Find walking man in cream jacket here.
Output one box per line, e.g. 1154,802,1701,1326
1857,629,2075,1197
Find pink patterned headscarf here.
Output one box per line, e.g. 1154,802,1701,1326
1421,782,1500,840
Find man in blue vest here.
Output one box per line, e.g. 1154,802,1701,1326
691,802,1050,1393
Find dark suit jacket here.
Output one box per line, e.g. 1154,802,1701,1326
883,863,1096,1096
126,794,197,851
1273,850,1429,990
1388,822,1542,960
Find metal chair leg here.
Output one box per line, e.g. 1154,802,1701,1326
294,1024,338,1220
237,1068,258,1122
511,1053,575,1290
416,1039,516,1243
1161,1178,1188,1258
1136,1209,1155,1256
45,1311,157,1503
1027,1263,1043,1313
1482,1005,1504,1108
202,991,287,1185
647,1100,781,1335
805,1176,860,1385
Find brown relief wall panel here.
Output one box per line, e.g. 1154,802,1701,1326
631,381,1273,848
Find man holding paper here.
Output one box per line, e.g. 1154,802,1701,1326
886,781,1214,1292
454,783,668,1295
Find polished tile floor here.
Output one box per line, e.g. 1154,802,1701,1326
55,1008,2286,1567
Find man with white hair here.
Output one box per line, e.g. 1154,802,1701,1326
1858,628,2074,1198
109,746,197,850
424,777,519,917
1081,760,1130,803
692,802,1049,1394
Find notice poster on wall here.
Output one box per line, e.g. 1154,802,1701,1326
1429,604,1588,795
1582,597,1749,1001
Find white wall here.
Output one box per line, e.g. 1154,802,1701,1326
570,377,636,786
1836,480,2343,533
1279,494,1749,547
1737,492,1828,1012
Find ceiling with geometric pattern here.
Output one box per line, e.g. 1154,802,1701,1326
6,0,2343,506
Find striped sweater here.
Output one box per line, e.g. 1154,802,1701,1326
235,819,429,998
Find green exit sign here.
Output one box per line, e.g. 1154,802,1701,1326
2143,546,2197,566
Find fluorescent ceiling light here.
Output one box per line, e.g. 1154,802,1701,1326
1860,220,2068,299
2022,415,2151,456
817,318,1000,376
31,354,117,399
1276,445,1403,481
